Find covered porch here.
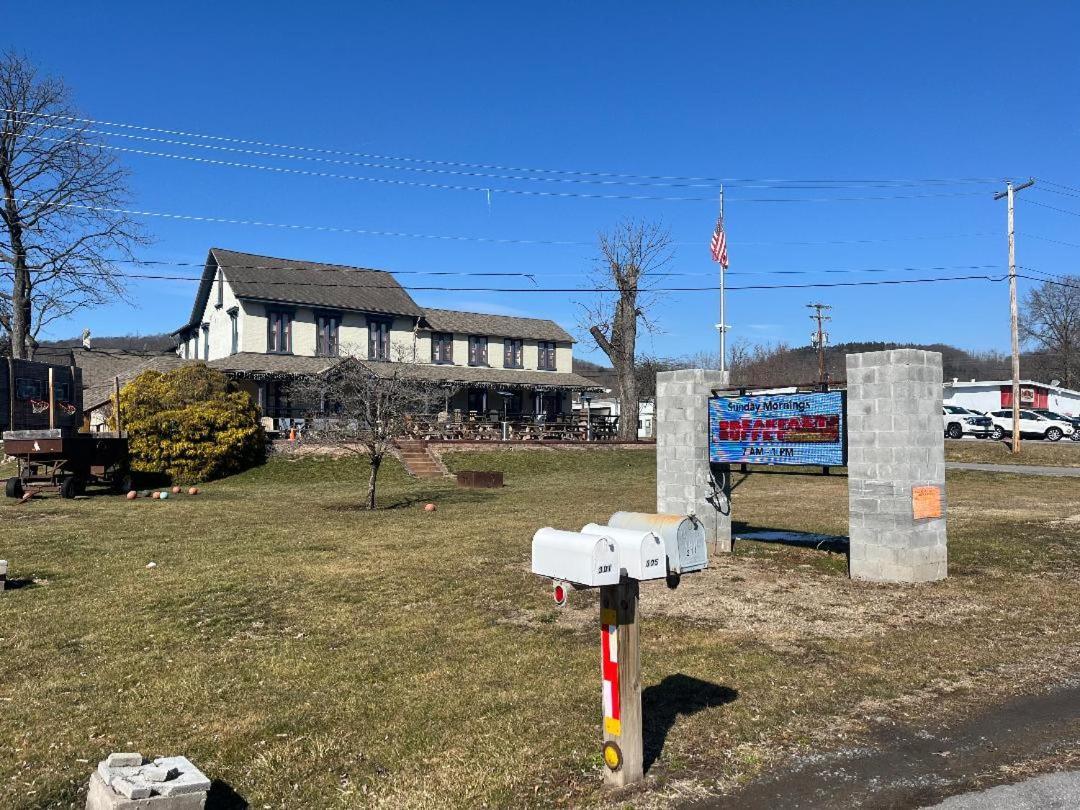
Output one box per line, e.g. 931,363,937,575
210,353,612,441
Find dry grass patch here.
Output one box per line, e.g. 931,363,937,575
946,438,1080,466
0,449,1077,808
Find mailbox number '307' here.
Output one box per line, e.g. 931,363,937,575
598,564,612,574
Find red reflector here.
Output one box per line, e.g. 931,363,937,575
553,584,566,604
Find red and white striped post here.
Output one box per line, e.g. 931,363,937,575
599,579,642,786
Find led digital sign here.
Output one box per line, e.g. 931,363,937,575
708,391,846,467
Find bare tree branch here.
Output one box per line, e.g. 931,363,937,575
1019,275,1080,388
0,51,147,357
289,348,443,509
577,219,673,440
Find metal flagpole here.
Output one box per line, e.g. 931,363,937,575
718,185,726,376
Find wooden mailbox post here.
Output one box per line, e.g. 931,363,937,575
599,579,643,786
532,514,708,789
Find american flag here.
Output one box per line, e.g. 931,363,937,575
710,215,729,268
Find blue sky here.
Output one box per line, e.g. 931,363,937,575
8,2,1080,363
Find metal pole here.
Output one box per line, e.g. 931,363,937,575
718,186,726,376
48,367,55,430
994,179,1033,454
1008,182,1021,453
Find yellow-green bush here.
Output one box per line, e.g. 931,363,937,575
114,364,265,483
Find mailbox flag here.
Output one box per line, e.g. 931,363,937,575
710,215,729,269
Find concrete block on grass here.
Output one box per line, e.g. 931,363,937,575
85,773,205,810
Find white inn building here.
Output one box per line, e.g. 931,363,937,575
172,248,599,429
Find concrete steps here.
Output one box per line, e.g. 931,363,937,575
394,440,449,479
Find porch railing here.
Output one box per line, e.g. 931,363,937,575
403,412,621,442
262,408,623,442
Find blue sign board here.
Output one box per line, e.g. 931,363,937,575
708,391,846,467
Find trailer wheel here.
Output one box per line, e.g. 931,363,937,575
5,477,23,499
60,476,84,499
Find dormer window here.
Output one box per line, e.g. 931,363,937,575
504,339,523,369
431,332,453,364
268,310,292,354
468,336,488,367
316,312,340,357
538,341,557,371
368,318,391,361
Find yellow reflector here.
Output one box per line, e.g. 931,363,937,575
604,717,621,736
602,741,622,771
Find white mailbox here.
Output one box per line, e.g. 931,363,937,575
608,512,709,576
531,528,620,587
580,523,666,581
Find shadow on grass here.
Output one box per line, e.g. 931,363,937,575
207,780,248,809
1,578,36,591
643,674,738,772
732,520,849,554
322,487,499,512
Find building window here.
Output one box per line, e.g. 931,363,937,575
216,269,224,308
538,341,557,371
504,338,523,368
268,310,292,354
201,323,210,361
316,312,340,357
368,318,391,360
468,336,488,366
229,309,239,355
467,387,488,413
431,332,453,364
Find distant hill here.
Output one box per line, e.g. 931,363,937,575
573,358,619,392
731,341,1050,387
37,333,178,353
575,341,1066,402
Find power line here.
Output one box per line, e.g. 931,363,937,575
1019,232,1080,249
56,267,1010,293
15,121,1006,193
1027,199,1080,218
9,196,1002,251
5,107,1005,189
17,131,995,204
95,256,1003,279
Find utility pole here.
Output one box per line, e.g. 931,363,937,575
994,178,1034,454
807,303,832,385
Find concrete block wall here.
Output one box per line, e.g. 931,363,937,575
656,369,732,552
846,349,948,582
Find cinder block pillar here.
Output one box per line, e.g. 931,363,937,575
846,349,948,582
655,369,732,553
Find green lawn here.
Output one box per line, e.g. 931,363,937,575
1,449,1078,808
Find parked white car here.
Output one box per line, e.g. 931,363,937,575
942,405,993,439
988,409,1076,442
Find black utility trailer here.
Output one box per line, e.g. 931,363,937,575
3,429,130,498
3,357,131,499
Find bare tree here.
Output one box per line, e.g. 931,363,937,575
1019,276,1080,388
0,52,145,358
580,219,673,441
292,357,442,509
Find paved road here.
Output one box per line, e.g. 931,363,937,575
692,683,1080,809
923,770,1080,809
946,461,1080,477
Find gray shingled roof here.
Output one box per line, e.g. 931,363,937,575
207,353,340,376
83,353,190,409
422,308,574,343
205,353,600,390
179,248,423,331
